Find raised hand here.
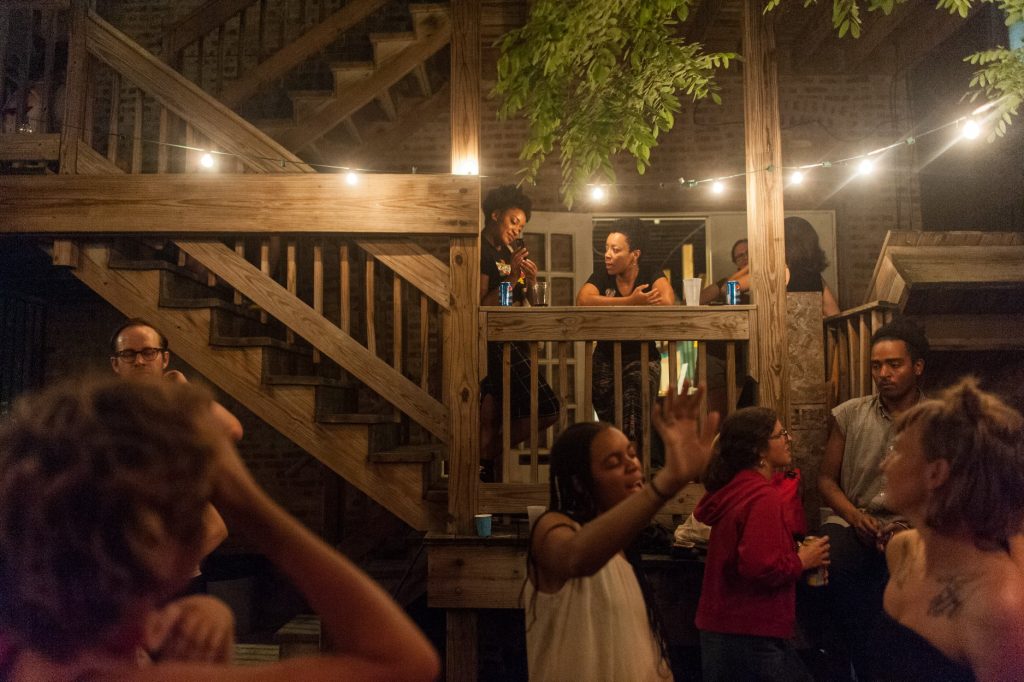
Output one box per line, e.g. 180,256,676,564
652,381,720,491
146,595,235,663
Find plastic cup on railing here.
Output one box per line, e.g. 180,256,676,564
531,281,549,306
683,278,702,306
474,513,493,537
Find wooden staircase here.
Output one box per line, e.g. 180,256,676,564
162,0,451,158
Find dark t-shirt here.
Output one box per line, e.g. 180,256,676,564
480,237,527,303
586,263,666,361
787,266,824,293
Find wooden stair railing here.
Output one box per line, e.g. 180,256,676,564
823,301,899,408
65,241,443,530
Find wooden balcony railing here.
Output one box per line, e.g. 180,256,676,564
478,305,756,517
824,300,899,407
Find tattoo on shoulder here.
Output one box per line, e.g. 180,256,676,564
927,574,978,619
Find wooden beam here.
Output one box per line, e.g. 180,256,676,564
0,133,60,160
85,10,313,174
450,0,480,174
0,174,479,234
163,0,253,59
277,21,451,152
59,0,88,174
887,246,1024,284
352,83,450,164
75,139,125,174
912,314,1024,351
444,234,481,537
176,240,451,442
428,543,525,609
355,238,450,309
742,0,789,415
220,0,389,108
483,306,752,342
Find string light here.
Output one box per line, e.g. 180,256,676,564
711,180,725,194
856,158,875,176
344,171,359,186
199,152,215,169
790,170,805,185
590,185,607,201
961,119,981,140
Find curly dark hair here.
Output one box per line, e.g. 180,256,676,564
895,377,1024,550
0,377,216,660
871,317,930,363
481,184,532,227
704,407,777,492
606,218,645,255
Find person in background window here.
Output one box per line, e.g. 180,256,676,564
870,378,1024,681
577,219,674,446
784,217,840,317
478,185,559,480
701,238,749,304
0,378,440,681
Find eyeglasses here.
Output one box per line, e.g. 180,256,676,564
768,428,791,440
112,347,166,362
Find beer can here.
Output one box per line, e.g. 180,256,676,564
726,279,740,305
498,281,513,306
802,535,829,587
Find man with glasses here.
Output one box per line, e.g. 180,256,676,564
700,238,750,304
815,318,929,680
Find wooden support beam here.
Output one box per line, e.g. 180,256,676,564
0,174,479,234
742,0,789,415
450,0,480,175
0,133,60,161
355,238,450,309
59,0,88,174
163,0,252,58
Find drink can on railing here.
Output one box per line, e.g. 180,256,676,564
726,280,740,305
499,281,513,306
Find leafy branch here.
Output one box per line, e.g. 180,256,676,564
493,0,738,207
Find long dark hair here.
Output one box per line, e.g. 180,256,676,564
784,216,828,274
525,422,671,672
704,407,777,492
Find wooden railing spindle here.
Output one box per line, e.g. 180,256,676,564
583,341,594,420
107,71,120,165
365,257,376,355
698,341,709,422
393,273,402,372
501,342,512,482
557,341,569,433
529,342,539,483
639,342,651,473
613,342,623,430
286,240,297,344
259,239,270,324
157,106,169,172
216,23,226,94
726,341,737,414
130,88,143,173
667,340,679,396
419,294,429,391
233,240,245,305
339,243,350,334
313,241,323,363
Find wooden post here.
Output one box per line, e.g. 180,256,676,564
60,0,89,174
449,0,480,175
742,0,789,417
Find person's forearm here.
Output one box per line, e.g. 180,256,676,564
577,293,633,306
819,477,860,522
216,477,437,675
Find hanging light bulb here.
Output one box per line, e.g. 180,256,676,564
711,180,725,194
199,152,215,169
856,158,875,176
790,170,805,185
590,185,606,201
961,119,981,140
345,171,359,186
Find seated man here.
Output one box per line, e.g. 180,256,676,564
0,378,439,680
817,318,929,679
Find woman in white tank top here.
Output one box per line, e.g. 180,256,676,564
524,383,719,681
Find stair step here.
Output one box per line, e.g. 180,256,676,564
369,31,417,65
251,118,295,139
369,443,440,464
287,90,335,122
409,4,450,40
330,61,375,91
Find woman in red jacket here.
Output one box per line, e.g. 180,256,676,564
694,407,829,681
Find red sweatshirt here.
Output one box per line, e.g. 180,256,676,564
694,469,804,638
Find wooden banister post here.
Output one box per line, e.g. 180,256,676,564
742,0,789,418
59,0,89,174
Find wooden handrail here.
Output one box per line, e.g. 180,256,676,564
163,0,253,60
482,306,753,341
220,0,389,108
176,239,451,442
85,10,313,173
823,300,899,323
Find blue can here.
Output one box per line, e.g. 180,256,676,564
726,280,740,305
499,281,513,306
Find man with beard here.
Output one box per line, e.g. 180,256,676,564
816,318,929,679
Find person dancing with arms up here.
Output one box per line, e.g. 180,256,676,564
524,382,719,681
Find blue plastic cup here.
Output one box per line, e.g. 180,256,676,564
474,513,492,537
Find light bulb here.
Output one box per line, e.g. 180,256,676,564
199,153,215,169
345,171,359,186
590,185,606,201
857,158,875,176
711,180,725,195
790,170,805,185
962,119,981,140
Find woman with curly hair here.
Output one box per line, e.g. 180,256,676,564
525,383,718,681
870,378,1024,681
0,377,438,681
694,407,829,681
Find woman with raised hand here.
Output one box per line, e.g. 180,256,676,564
871,378,1024,681
0,377,439,682
525,382,718,681
576,218,675,446
694,407,829,682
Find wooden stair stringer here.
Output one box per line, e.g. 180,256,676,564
70,244,440,531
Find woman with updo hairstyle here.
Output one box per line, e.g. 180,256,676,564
0,377,439,681
525,383,717,681
694,407,829,681
870,378,1024,681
